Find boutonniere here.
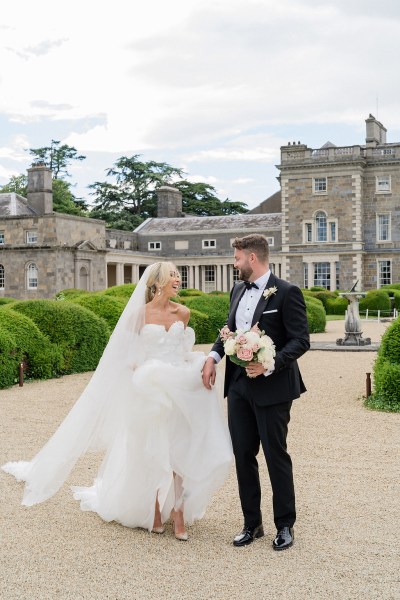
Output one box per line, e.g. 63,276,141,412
263,286,278,300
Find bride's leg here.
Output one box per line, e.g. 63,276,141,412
171,473,188,540
152,493,165,533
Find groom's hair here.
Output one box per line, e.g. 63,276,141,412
232,234,269,263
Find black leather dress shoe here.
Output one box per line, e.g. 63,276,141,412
272,526,294,551
233,524,264,547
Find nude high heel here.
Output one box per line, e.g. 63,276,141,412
171,510,188,541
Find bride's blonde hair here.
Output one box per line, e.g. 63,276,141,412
145,261,180,303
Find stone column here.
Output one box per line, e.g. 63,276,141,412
330,261,336,291
216,265,222,291
222,264,228,292
116,263,124,286
194,265,200,290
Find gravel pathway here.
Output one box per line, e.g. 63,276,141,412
1,320,399,600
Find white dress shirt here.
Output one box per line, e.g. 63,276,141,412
210,270,271,366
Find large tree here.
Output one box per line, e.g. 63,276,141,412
28,139,86,179
89,155,248,228
174,180,248,216
89,155,183,219
0,174,28,196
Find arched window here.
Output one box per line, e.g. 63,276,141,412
79,266,89,291
27,263,38,289
0,264,4,289
315,211,327,242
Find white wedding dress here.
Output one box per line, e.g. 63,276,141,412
3,321,232,531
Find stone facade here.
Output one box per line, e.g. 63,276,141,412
277,115,400,290
1,115,399,299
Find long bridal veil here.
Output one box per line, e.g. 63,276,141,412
2,265,153,506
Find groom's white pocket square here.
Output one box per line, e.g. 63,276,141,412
262,309,278,314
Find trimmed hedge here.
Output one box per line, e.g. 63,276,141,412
0,325,18,388
324,296,348,315
304,296,326,333
0,297,15,306
181,294,230,339
55,288,90,300
366,317,400,412
188,308,214,344
101,284,135,300
178,288,203,297
68,294,126,330
359,290,391,313
11,300,110,374
0,308,63,381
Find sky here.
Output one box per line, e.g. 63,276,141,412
1,0,400,210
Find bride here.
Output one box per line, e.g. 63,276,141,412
2,262,233,541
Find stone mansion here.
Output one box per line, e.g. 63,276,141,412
0,114,399,300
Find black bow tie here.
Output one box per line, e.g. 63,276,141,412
244,281,259,290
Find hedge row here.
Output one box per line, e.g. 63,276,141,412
304,287,399,315
0,282,325,388
0,300,110,388
366,317,400,412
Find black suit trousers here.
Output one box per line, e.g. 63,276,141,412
227,373,296,529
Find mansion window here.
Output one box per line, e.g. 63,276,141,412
202,239,216,249
233,267,240,282
178,266,188,289
378,260,391,287
0,264,4,289
26,230,38,244
310,262,331,290
148,241,161,250
376,175,391,193
303,211,337,243
27,263,38,289
266,237,274,247
377,213,391,242
204,265,216,293
313,177,327,194
0,231,4,245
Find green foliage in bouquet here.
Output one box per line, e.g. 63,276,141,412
366,317,400,412
0,325,18,388
0,308,63,381
304,296,326,333
11,300,110,374
68,294,126,330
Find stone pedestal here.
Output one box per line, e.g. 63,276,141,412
336,292,371,346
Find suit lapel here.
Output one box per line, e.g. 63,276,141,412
251,273,277,326
228,283,246,329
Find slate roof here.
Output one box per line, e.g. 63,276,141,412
0,193,37,217
136,213,281,233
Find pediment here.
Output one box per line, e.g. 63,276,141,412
74,240,98,251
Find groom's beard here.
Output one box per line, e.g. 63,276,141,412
239,266,253,281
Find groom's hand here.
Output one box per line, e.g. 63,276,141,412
202,357,216,390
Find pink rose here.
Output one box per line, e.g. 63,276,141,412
237,335,248,346
237,347,254,361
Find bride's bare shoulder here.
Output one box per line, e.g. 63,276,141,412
174,302,190,326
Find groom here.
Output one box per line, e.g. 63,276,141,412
202,234,309,550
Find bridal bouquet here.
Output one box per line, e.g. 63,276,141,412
219,324,276,374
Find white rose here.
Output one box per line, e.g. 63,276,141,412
224,338,237,356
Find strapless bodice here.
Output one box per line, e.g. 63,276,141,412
140,320,196,365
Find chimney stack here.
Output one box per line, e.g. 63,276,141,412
365,114,387,146
27,164,53,214
156,186,183,218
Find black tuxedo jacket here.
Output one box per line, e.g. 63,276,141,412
212,273,310,406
